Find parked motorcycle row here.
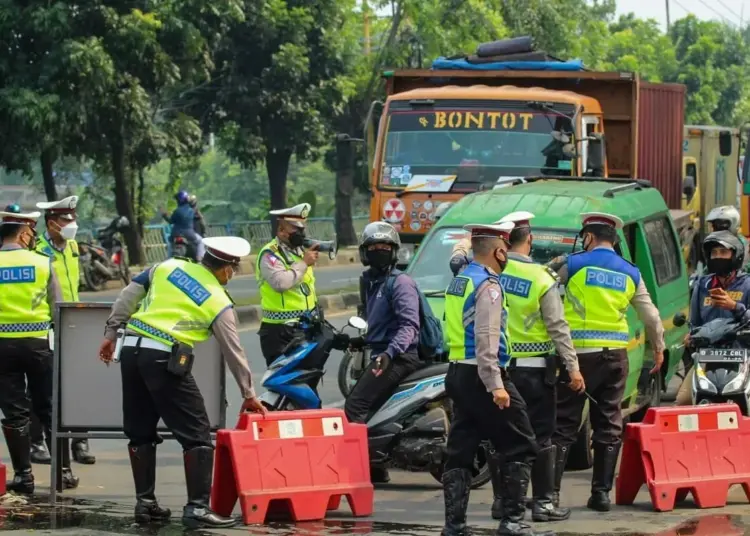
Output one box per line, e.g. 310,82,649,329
78,216,131,292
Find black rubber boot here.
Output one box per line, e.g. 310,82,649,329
182,447,237,529
441,468,472,536
496,462,554,536
129,443,172,523
43,433,79,489
30,441,51,465
551,444,570,509
3,425,34,494
587,442,621,512
488,450,504,520
531,446,571,522
72,439,96,465
370,465,391,484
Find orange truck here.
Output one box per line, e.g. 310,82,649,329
367,68,686,264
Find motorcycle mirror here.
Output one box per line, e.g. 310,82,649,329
348,316,367,331
673,312,687,328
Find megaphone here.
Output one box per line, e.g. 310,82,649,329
303,237,338,260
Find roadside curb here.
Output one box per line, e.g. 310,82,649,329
236,291,361,327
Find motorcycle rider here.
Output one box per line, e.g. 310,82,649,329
188,194,207,238
441,221,550,536
487,211,584,523
344,222,422,484
34,196,93,475
678,231,750,405
706,205,748,269
161,191,204,261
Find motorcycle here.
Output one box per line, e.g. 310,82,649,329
171,235,198,261
78,216,130,292
338,346,369,397
259,312,491,489
690,316,750,414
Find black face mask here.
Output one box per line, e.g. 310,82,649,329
368,249,393,272
288,231,305,249
495,249,508,272
708,257,734,277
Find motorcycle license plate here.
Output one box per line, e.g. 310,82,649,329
697,348,748,362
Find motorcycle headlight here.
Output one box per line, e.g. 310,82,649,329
694,363,718,394
722,363,748,394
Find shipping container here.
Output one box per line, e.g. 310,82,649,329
637,83,685,209
384,69,686,207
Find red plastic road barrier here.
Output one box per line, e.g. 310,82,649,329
616,404,750,511
211,409,374,524
0,458,5,496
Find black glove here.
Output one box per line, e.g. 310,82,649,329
332,332,351,351
349,336,365,350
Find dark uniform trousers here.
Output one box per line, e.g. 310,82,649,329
120,346,211,450
258,322,305,367
553,349,628,448
0,339,53,432
445,363,537,471
344,350,421,425
508,362,555,447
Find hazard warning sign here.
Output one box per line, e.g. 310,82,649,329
383,199,406,223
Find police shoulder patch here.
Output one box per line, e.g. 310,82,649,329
447,277,469,297
543,265,561,282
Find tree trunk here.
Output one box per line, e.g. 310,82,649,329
111,140,142,265
137,169,146,235
40,150,57,201
266,147,292,234
335,139,358,246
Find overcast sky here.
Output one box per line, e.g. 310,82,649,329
616,0,747,30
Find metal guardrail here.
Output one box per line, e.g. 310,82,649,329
80,216,370,266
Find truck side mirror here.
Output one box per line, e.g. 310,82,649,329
682,176,696,202
586,134,606,177
719,130,733,157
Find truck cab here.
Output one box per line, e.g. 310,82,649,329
406,176,690,470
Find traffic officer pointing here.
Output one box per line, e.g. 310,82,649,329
552,212,665,512
256,203,319,366
0,210,80,494
33,195,96,467
441,222,551,536
487,211,584,523
99,236,265,529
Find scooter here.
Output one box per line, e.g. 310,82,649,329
690,316,750,414
171,235,198,261
79,216,130,291
258,312,491,489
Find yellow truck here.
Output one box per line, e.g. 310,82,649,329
681,125,741,267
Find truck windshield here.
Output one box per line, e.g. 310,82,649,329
408,227,582,293
380,101,575,192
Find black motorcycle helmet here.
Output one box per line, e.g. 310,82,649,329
358,221,401,267
702,230,745,271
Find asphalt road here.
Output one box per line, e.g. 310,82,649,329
80,264,363,302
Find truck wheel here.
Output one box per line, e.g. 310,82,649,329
566,417,593,471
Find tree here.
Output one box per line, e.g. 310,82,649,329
208,0,354,221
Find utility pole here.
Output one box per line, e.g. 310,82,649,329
665,0,671,32
363,0,371,56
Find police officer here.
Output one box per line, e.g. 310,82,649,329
33,196,96,468
484,211,584,523
552,212,665,512
256,203,319,366
677,231,750,405
442,222,551,536
0,209,79,493
99,236,265,528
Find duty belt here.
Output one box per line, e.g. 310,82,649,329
510,341,554,355
262,310,310,322
508,356,547,369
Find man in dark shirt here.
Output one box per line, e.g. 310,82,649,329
344,221,421,483
188,195,207,237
